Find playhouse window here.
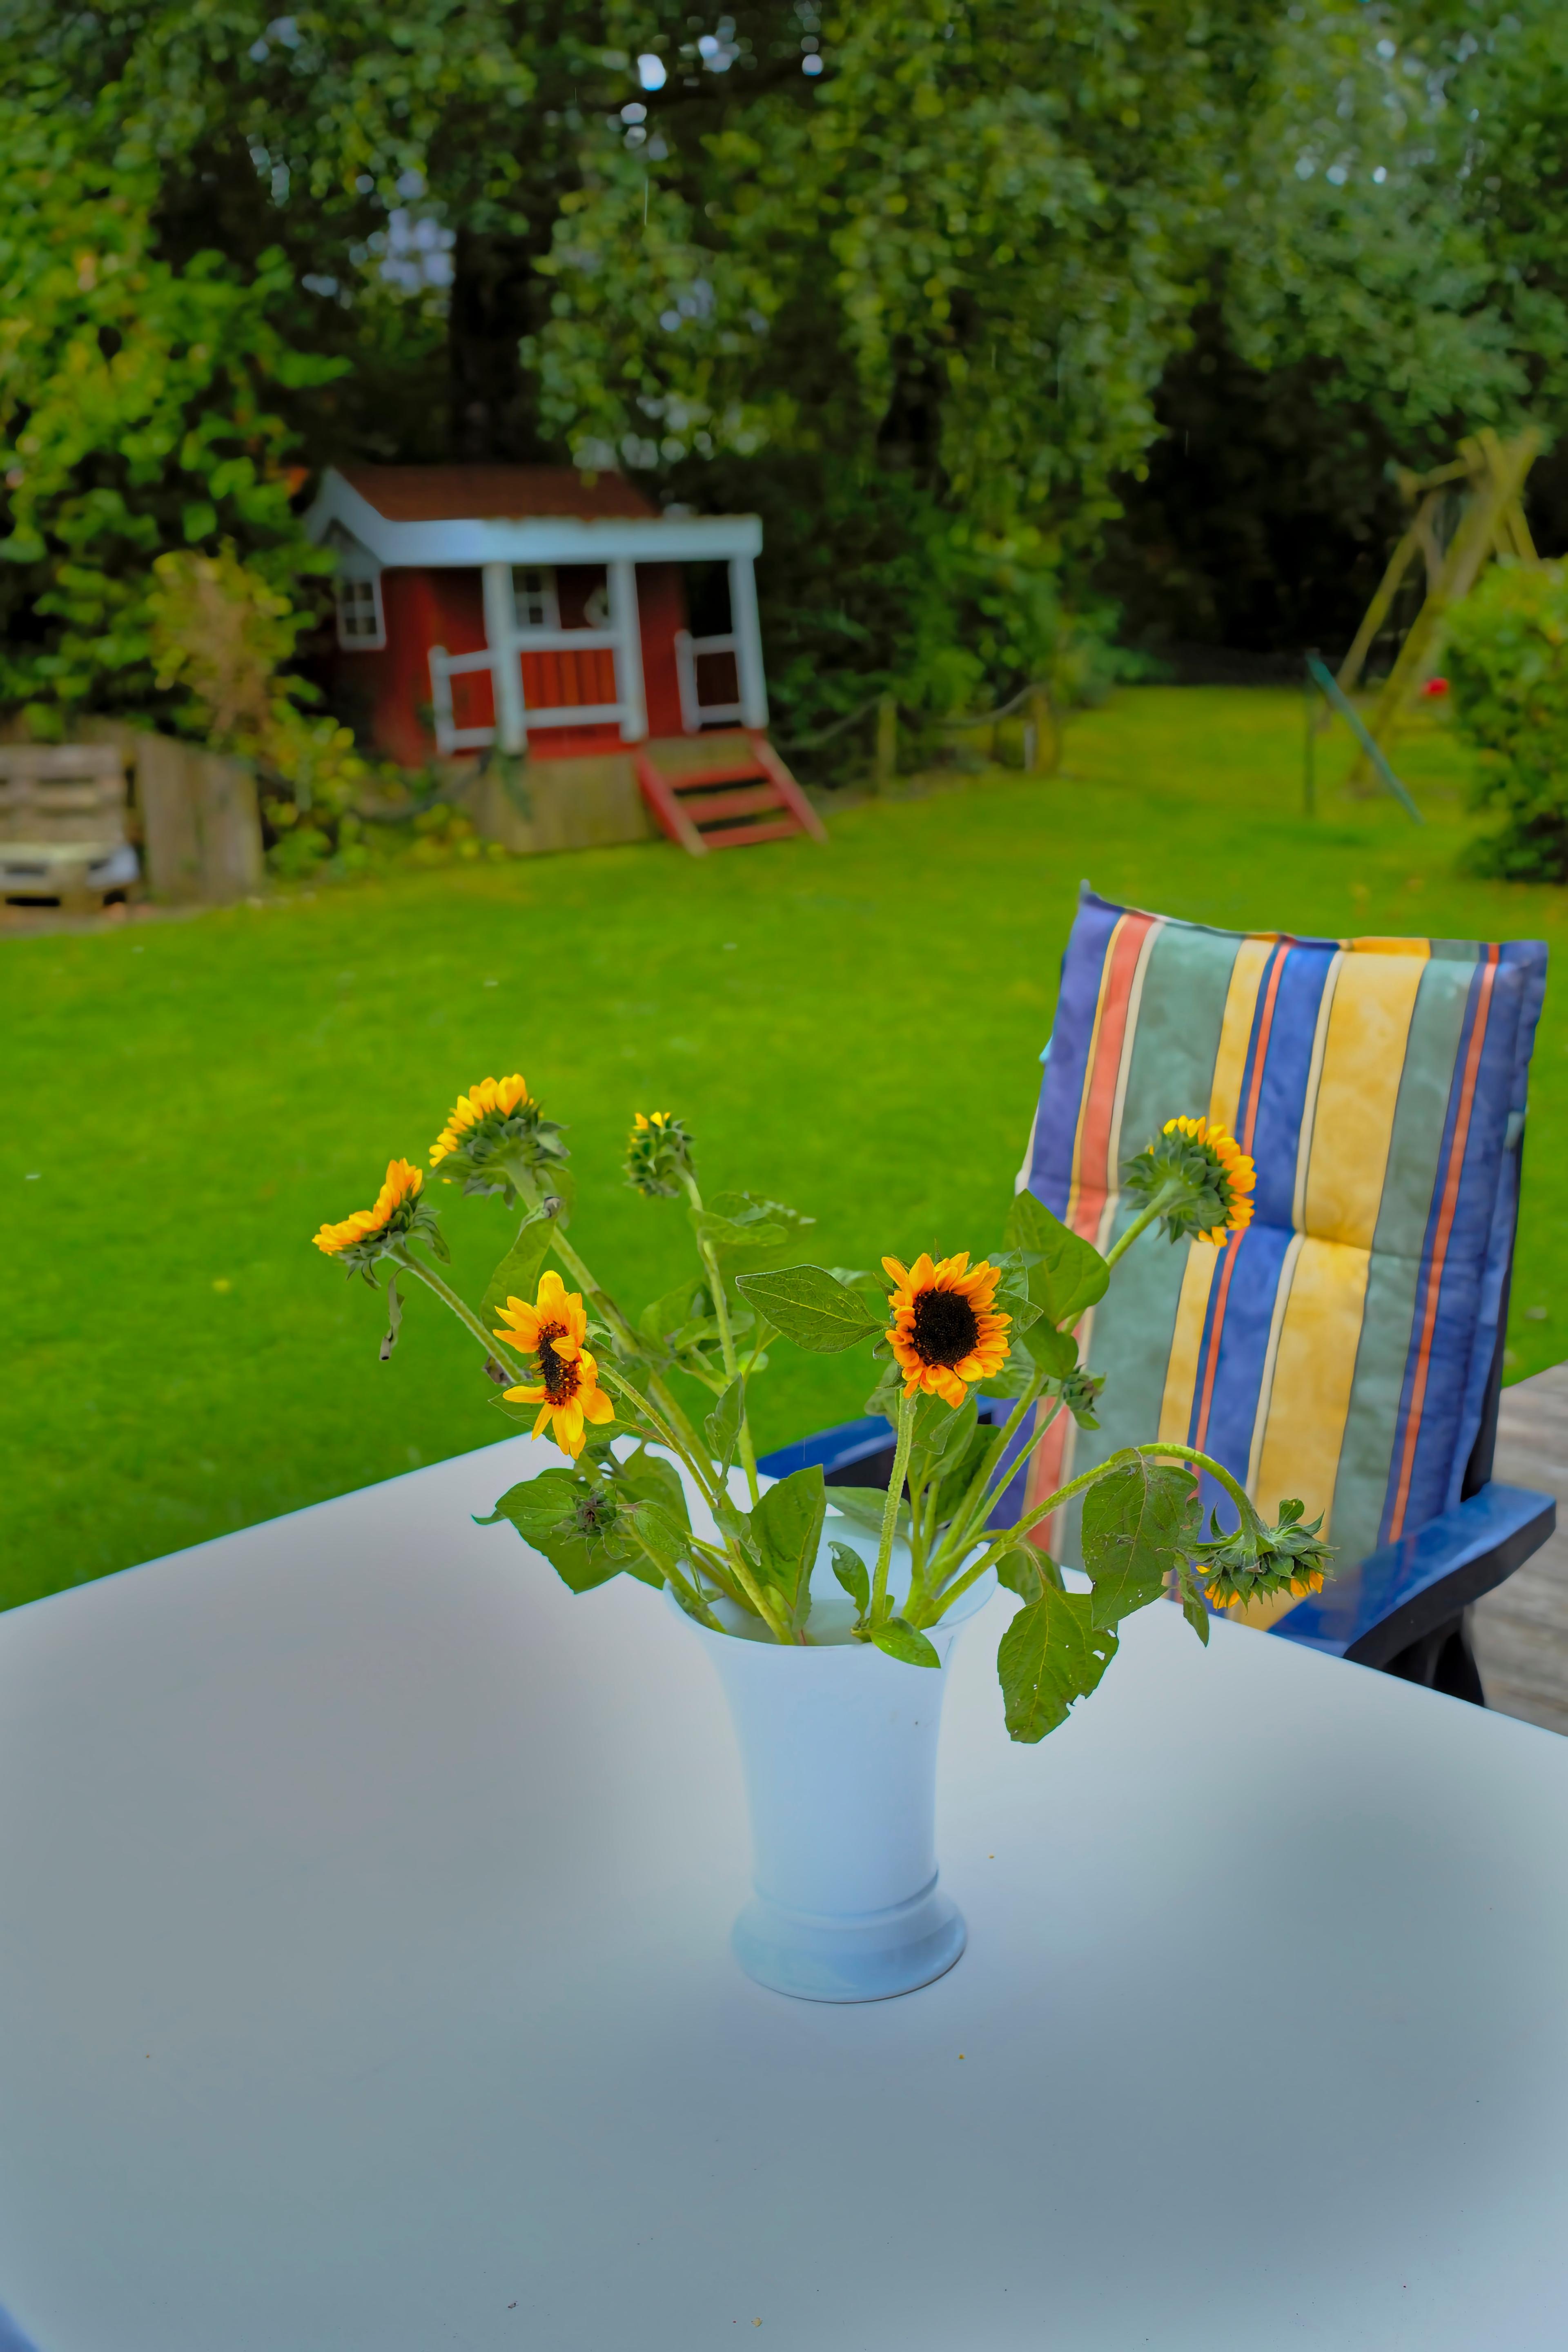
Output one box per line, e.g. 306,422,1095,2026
335,573,385,649
512,567,560,632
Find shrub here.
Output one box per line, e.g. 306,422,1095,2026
1446,561,1568,882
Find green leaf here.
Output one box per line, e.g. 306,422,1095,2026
993,1283,1045,1334
735,1265,884,1353
181,499,216,541
612,1446,691,1532
996,1588,1118,1742
475,1472,579,1537
1176,1563,1212,1646
479,1216,554,1327
639,1275,705,1345
623,1497,695,1582
704,1377,746,1471
695,1192,815,1271
826,1266,886,1296
863,1358,903,1421
1004,1192,1109,1329
713,1490,763,1564
825,1485,908,1537
871,1618,941,1668
475,1470,630,1595
1020,1319,1078,1379
995,1544,1066,1600
830,1539,871,1617
912,1388,978,1473
751,1463,827,1620
1080,1458,1200,1629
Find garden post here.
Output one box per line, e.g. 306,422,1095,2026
874,695,897,793
1026,689,1058,775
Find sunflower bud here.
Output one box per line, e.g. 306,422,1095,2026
625,1110,695,1199
1194,1496,1332,1611
312,1158,445,1277
429,1074,569,1206
1122,1114,1256,1248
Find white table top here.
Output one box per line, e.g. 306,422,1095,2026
4,1437,1568,2350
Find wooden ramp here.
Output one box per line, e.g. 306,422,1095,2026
634,730,826,857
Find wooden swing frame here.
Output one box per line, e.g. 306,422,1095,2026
1335,426,1541,784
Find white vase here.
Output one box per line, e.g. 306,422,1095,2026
673,1528,996,2002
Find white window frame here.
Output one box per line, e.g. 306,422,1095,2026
512,565,560,633
334,572,385,650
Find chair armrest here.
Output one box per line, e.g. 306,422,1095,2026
755,1414,895,1485
1271,1481,1555,1670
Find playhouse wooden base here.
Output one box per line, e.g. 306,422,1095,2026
457,751,652,856
456,732,822,859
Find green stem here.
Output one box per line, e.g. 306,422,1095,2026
871,1389,916,1624
391,1245,528,1380
595,1362,721,1508
681,1171,760,1509
1133,1441,1255,1530
550,1225,641,1356
927,1379,1046,1583
1101,1180,1185,1272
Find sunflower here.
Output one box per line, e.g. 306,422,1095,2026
494,1269,615,1458
1123,1114,1256,1248
882,1252,1012,1409
1162,1116,1256,1244
625,1108,694,1198
430,1073,533,1168
313,1158,425,1258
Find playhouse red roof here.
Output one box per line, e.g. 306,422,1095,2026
337,466,658,526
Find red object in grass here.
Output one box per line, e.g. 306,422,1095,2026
1421,676,1450,698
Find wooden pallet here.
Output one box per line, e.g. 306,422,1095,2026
634,731,826,858
0,744,140,909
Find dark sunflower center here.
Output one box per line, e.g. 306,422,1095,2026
909,1285,980,1368
537,1324,581,1403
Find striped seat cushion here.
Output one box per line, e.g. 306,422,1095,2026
1018,887,1546,1622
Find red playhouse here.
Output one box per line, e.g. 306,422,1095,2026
304,465,822,855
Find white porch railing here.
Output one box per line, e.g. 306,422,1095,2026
673,629,744,733
428,627,627,758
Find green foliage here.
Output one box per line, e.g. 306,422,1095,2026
751,1464,828,1628
996,1588,1118,1744
0,62,341,727
1080,1458,1198,1630
830,1541,871,1621
870,1619,940,1668
1447,561,1568,881
1002,1192,1109,1328
735,1265,884,1352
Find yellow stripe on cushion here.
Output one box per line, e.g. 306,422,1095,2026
1252,1236,1372,1546
1301,952,1428,1250
1293,951,1343,1232
1207,937,1274,1135
1347,936,1436,958
1158,1239,1220,1443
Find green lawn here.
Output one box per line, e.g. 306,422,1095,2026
6,685,1564,1612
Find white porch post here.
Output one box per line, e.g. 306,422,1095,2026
481,562,527,753
728,554,769,729
608,559,647,742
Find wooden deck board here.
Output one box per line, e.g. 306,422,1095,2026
1472,1363,1568,1735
